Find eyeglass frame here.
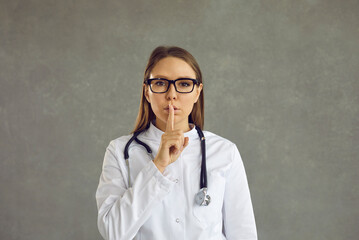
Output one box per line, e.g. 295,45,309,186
144,78,200,93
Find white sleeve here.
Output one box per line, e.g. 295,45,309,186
95,140,175,240
223,144,258,240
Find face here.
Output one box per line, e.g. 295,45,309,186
144,57,203,132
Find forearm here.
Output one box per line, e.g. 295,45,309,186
96,160,174,240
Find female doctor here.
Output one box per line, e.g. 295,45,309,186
96,46,257,240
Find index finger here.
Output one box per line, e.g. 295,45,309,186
166,103,174,132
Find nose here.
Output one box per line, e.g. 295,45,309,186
166,82,177,100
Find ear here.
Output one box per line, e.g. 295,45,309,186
144,84,151,103
194,83,203,103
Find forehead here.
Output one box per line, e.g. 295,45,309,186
150,57,196,79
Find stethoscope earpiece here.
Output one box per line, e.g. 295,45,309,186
195,188,211,206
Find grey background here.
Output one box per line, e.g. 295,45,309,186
1,0,358,239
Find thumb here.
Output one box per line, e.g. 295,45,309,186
176,137,189,155
183,137,189,149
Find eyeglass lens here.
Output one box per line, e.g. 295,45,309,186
150,79,194,93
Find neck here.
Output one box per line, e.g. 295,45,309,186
154,118,191,133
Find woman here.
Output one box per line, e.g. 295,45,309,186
96,46,257,240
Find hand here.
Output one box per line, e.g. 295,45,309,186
153,103,189,173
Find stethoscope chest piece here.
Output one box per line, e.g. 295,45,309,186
195,188,211,206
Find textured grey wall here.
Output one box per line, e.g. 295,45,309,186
1,0,358,239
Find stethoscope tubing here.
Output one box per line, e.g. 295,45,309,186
124,125,207,190
195,125,207,190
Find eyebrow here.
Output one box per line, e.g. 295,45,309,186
152,75,195,79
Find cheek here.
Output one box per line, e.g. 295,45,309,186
149,95,163,110
183,97,196,112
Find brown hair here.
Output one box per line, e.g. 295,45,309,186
131,46,204,134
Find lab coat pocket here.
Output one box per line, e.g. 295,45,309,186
192,172,225,227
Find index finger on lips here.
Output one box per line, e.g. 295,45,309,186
166,103,174,132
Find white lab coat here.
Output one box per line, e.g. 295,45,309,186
96,121,257,240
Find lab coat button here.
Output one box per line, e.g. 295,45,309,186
175,179,179,183
176,218,180,223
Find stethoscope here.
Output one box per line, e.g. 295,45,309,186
123,123,211,206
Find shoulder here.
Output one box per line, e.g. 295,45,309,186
202,130,237,152
106,133,134,155
202,130,242,173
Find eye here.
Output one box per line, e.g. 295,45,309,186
154,80,166,86
178,80,193,87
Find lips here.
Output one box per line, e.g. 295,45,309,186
164,105,179,110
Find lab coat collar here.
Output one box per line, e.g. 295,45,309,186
145,120,199,142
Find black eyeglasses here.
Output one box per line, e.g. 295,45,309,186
144,78,200,93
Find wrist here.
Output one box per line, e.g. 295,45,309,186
153,158,166,173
